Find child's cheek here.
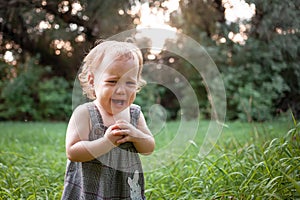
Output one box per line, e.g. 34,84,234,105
129,92,136,104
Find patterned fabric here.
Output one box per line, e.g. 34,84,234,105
61,102,145,200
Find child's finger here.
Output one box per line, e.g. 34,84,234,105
115,122,132,130
110,124,121,130
113,129,129,136
116,136,128,144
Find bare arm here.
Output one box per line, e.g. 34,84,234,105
65,105,122,162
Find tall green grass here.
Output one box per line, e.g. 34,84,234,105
145,119,300,199
0,122,66,199
0,119,299,199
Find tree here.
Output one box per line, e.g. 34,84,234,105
247,0,300,119
0,0,134,79
170,0,225,44
169,0,300,120
221,0,300,120
0,0,135,120
1,0,298,121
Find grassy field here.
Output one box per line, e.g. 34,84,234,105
0,118,299,199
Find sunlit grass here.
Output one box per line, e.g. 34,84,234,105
0,122,66,199
0,119,299,199
146,119,300,199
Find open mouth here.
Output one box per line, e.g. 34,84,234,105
111,99,125,106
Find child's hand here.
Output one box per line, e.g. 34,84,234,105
112,120,146,144
104,125,128,146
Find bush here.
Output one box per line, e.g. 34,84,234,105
0,58,72,121
0,59,43,120
38,77,72,120
222,61,290,121
218,31,297,121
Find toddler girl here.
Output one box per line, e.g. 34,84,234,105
62,40,155,200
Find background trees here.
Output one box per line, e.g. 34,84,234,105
0,0,299,121
0,0,133,78
169,0,299,121
223,0,299,121
0,0,133,120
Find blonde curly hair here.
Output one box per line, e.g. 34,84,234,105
78,40,146,100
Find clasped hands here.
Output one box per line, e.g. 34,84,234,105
104,120,144,146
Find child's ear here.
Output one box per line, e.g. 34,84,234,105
88,72,94,85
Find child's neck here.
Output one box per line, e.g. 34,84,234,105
93,101,130,126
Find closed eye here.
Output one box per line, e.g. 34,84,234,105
126,81,136,85
106,80,117,84
126,82,137,88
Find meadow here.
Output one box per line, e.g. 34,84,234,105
0,118,299,199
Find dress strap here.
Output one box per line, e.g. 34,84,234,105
86,102,106,140
86,102,100,125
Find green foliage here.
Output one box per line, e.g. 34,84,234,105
0,0,298,121
0,0,134,79
38,77,72,120
0,58,72,121
135,84,176,120
170,0,300,121
220,13,299,121
0,59,43,120
212,0,299,121
222,59,290,121
134,84,159,120
236,0,299,120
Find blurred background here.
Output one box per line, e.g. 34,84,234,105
0,0,299,122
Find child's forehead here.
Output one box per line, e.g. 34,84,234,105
89,42,142,74
95,54,139,76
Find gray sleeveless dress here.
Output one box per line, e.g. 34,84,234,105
62,102,145,200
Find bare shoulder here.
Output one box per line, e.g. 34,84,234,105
66,103,91,141
72,103,90,119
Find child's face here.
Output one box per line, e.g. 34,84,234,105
93,56,139,115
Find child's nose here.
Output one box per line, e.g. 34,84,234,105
115,84,126,94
